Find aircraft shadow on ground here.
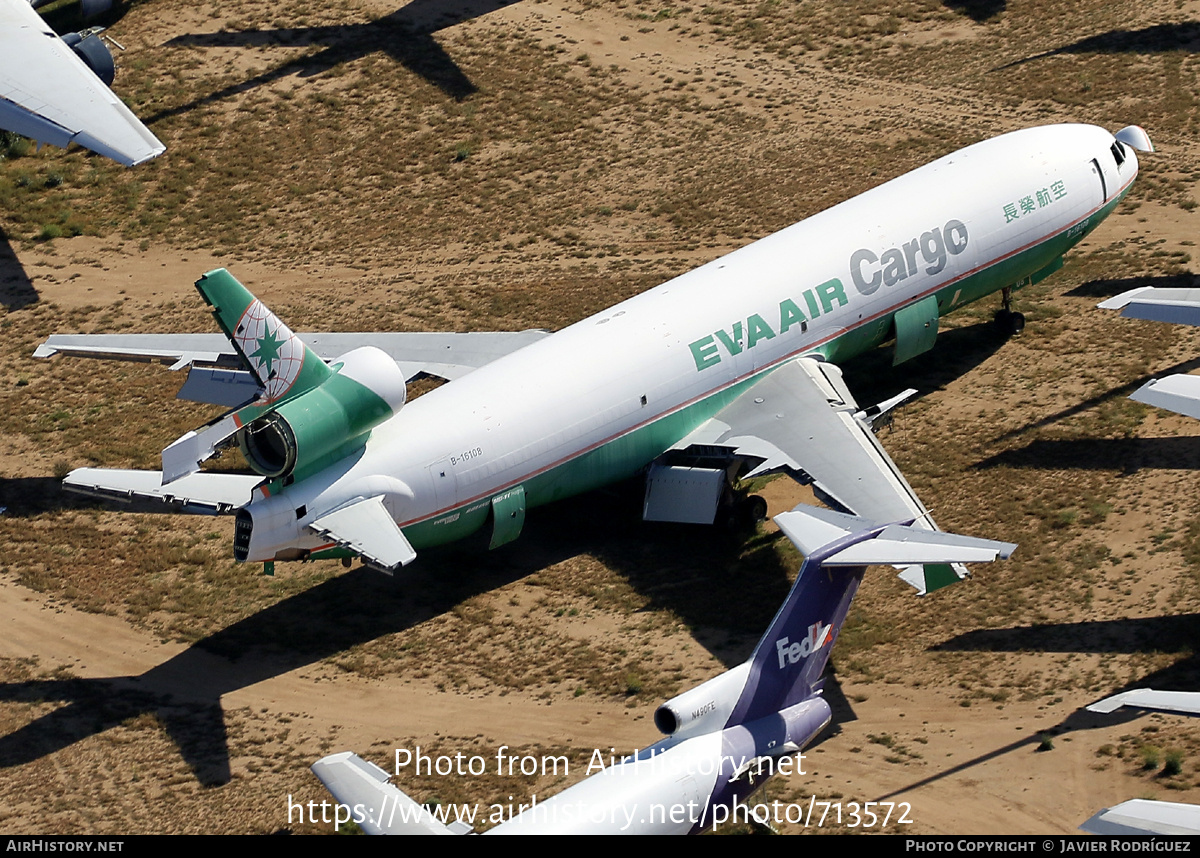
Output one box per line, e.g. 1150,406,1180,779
996,21,1200,69
0,483,807,785
0,561,531,785
0,320,1018,784
840,318,1013,411
976,435,1200,475
0,477,104,517
0,229,38,310
871,615,1200,801
147,0,524,123
942,1,1005,23
985,352,1200,447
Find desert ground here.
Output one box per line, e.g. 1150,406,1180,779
1,0,1200,835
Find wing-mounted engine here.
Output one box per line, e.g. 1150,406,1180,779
160,269,407,485
60,28,114,86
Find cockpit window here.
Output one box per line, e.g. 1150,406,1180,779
1111,141,1126,167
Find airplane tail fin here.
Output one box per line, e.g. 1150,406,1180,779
159,269,337,484
310,752,471,835
725,505,1015,727
195,268,331,408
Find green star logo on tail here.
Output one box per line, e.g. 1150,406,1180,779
251,326,284,377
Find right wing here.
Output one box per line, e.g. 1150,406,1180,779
35,330,551,406
0,0,164,166
1100,287,1200,419
1100,286,1200,326
658,357,960,594
63,467,262,513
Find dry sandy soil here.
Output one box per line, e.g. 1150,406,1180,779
2,0,1200,836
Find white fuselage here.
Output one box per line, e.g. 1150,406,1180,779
244,124,1138,560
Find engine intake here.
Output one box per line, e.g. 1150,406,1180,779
236,347,406,482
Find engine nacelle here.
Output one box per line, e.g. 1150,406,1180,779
60,30,115,86
237,347,407,482
653,661,750,741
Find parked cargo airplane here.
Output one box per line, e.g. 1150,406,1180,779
36,124,1149,587
0,0,164,165
310,505,1015,834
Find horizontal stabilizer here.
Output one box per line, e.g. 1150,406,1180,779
63,468,261,512
774,505,1016,566
1086,689,1200,716
1099,287,1200,327
176,366,259,408
1081,799,1200,836
33,333,235,366
309,496,417,571
161,413,242,484
1129,374,1200,421
311,752,463,835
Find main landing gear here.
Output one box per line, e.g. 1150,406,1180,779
716,491,768,532
995,286,1025,336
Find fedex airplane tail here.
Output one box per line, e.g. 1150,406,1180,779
311,504,1015,835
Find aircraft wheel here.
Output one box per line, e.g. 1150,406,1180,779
745,495,768,523
1008,312,1026,335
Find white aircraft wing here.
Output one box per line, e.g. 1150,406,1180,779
35,330,551,405
311,752,465,835
1087,689,1200,716
774,505,1016,566
308,496,417,572
1128,375,1200,421
0,0,163,166
670,357,965,593
1100,287,1200,420
1100,286,1200,326
1081,799,1200,836
62,467,262,512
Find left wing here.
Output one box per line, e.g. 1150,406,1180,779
1100,287,1200,419
0,0,164,166
309,496,417,572
35,329,551,406
659,357,961,594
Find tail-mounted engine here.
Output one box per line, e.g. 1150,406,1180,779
161,345,407,486
236,346,406,482
160,269,408,487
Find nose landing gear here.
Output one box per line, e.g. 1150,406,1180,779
995,286,1025,335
